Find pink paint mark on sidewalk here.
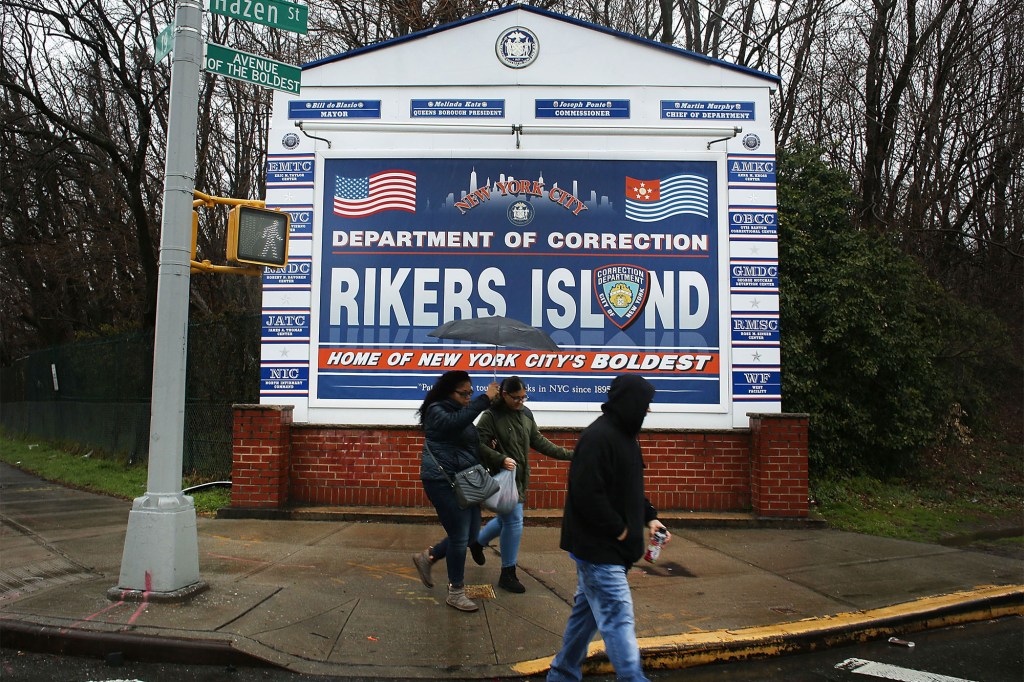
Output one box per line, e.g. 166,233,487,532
122,572,153,628
63,572,153,634
62,599,126,633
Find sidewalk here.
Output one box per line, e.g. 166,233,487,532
1,463,1021,679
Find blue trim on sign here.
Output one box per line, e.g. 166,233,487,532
301,4,779,84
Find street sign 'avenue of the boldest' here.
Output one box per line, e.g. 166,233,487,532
209,0,308,34
205,43,301,94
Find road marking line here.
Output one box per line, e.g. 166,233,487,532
836,657,977,682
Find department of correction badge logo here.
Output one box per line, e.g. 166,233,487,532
594,265,650,330
281,132,300,150
496,26,539,69
507,200,535,227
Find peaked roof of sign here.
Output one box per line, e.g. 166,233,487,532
302,3,780,84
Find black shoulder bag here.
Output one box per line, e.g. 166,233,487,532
424,443,499,509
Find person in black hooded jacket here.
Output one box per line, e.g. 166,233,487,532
547,374,670,682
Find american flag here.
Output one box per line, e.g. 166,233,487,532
624,174,709,222
333,170,416,218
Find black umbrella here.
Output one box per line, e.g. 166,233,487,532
429,315,559,351
429,316,560,381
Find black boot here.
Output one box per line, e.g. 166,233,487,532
469,541,486,566
498,565,526,593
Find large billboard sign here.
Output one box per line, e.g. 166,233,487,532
261,5,782,428
309,155,727,412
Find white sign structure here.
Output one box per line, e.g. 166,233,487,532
260,5,781,430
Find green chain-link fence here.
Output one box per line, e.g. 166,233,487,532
0,314,261,479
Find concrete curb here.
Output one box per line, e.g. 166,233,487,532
512,584,1024,677
0,617,270,668
4,586,1019,679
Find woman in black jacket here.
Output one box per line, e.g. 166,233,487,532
412,370,498,612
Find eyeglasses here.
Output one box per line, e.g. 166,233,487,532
455,390,474,398
505,393,528,403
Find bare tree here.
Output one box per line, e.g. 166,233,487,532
0,0,173,357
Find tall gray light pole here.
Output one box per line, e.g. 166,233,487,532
112,0,206,598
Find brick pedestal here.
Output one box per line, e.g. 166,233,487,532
750,413,810,517
231,404,293,509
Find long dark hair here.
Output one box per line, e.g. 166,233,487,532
416,370,472,425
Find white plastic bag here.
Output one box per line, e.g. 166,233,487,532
482,469,518,515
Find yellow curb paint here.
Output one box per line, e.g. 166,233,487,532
510,584,1024,676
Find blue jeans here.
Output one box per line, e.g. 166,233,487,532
478,502,524,568
422,478,481,587
547,559,649,682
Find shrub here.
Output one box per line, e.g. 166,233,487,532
777,143,1010,475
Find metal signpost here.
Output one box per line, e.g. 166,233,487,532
115,0,304,599
115,0,206,598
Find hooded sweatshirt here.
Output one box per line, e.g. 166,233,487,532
559,375,658,566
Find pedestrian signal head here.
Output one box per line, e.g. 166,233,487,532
227,205,289,268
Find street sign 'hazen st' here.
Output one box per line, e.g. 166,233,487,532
208,0,308,34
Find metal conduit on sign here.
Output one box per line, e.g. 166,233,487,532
295,121,742,150
295,120,741,137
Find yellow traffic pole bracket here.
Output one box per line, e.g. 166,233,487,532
189,259,262,276
190,189,272,276
193,190,264,209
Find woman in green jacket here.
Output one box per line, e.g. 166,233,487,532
476,376,573,593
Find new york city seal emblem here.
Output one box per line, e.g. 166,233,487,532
496,26,539,69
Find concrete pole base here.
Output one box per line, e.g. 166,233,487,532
107,580,209,603
114,494,201,596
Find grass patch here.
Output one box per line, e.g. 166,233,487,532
0,432,230,516
813,461,1022,546
812,409,1023,547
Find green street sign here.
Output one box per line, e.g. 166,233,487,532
208,0,308,34
155,24,174,63
205,43,301,94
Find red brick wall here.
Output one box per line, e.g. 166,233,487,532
289,427,426,507
231,406,809,517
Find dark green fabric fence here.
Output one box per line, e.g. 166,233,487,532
0,315,260,479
